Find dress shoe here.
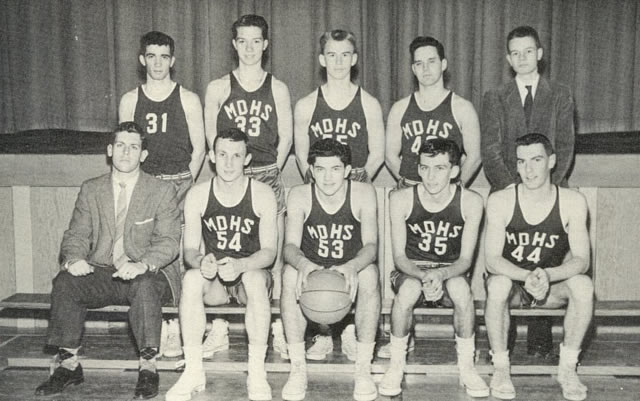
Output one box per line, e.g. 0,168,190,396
134,369,159,399
35,365,84,396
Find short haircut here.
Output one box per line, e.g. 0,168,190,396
506,25,542,51
113,121,147,150
409,36,445,61
319,29,359,82
515,133,555,155
308,138,352,167
138,31,175,80
419,138,461,166
232,14,269,39
139,31,175,56
213,128,249,151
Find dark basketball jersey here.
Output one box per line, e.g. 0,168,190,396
201,178,260,259
307,87,369,168
399,91,464,181
405,185,465,263
502,185,569,274
133,84,192,175
301,181,363,267
216,73,279,167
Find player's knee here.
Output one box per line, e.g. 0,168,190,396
566,274,594,299
486,275,513,300
357,264,380,292
396,277,423,307
446,276,472,306
282,264,297,288
241,269,269,296
182,268,205,291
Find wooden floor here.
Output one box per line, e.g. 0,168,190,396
1,328,640,400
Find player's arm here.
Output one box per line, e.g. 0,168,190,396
385,98,408,180
273,79,294,170
361,90,385,179
480,90,516,190
452,95,481,187
60,181,95,267
551,88,575,185
484,190,531,281
437,189,483,280
183,184,207,269
181,88,206,180
204,78,228,149
283,185,314,270
235,182,278,272
543,190,590,282
389,188,424,279
118,89,138,122
293,93,315,178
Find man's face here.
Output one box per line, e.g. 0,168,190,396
211,138,251,183
311,156,351,197
418,152,458,195
516,143,555,190
411,46,446,88
320,39,357,81
233,26,268,67
506,36,542,76
108,131,147,174
139,44,175,81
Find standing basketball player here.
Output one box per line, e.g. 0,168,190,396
294,29,384,183
166,128,277,401
205,14,292,300
484,134,592,400
379,138,488,398
385,36,480,188
280,139,380,401
288,29,384,361
119,31,206,358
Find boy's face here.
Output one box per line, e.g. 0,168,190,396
233,26,268,67
311,156,351,197
139,44,175,81
506,36,542,76
320,39,357,81
418,152,458,195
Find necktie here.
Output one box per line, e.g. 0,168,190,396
113,182,127,266
524,85,533,127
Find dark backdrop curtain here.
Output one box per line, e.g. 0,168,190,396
1,0,639,135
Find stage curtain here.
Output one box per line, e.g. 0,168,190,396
1,0,639,134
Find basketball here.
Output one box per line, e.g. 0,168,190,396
299,269,353,325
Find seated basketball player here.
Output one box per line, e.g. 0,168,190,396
379,138,488,398
166,128,277,401
280,139,381,401
484,133,592,401
35,122,181,399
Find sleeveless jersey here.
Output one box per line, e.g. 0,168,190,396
399,91,464,181
133,84,192,175
502,185,569,273
201,178,260,259
216,72,279,166
405,185,465,263
301,181,362,267
307,87,369,168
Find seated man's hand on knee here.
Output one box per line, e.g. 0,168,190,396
330,262,358,302
421,269,444,301
66,260,94,277
200,253,218,280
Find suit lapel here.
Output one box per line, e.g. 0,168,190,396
505,80,527,133
531,77,551,130
126,172,148,230
100,174,116,237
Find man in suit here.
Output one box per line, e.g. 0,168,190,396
481,26,576,359
35,122,182,399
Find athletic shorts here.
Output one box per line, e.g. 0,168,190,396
304,166,370,184
390,261,461,307
222,269,273,306
244,163,286,215
155,171,193,221
397,176,420,190
484,273,545,308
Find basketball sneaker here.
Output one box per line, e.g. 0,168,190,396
271,319,289,359
376,336,416,359
490,368,516,400
341,324,357,361
306,335,333,360
282,361,307,401
166,371,206,401
163,318,183,358
202,319,229,358
557,366,588,400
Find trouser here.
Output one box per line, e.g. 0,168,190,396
47,266,171,349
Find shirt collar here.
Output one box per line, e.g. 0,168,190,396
515,73,540,104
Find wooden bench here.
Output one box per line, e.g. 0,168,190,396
2,294,640,375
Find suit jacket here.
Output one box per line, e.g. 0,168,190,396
481,77,575,190
60,171,182,305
